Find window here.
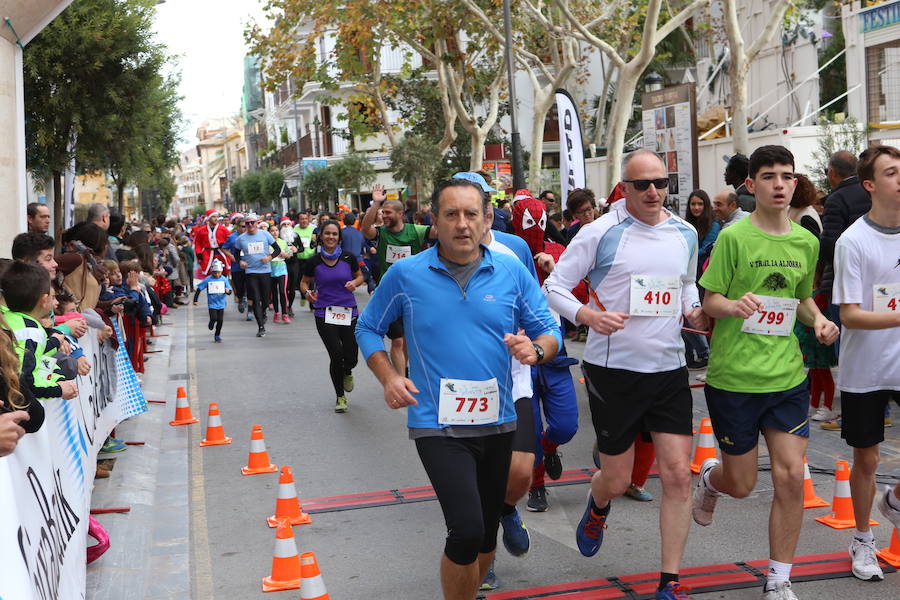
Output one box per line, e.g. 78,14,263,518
866,41,900,126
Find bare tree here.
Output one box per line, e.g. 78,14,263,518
722,0,792,154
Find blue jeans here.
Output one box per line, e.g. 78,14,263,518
682,331,709,362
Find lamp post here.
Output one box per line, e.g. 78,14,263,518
502,0,525,190
644,71,664,92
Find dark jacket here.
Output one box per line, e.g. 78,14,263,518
819,176,870,293
735,183,756,212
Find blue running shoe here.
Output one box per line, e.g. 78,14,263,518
237,299,245,313
214,336,222,343
245,313,252,322
480,559,500,591
100,436,126,454
500,508,530,557
655,582,691,599
575,494,609,557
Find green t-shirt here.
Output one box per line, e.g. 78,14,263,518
699,217,818,393
376,223,429,275
293,225,316,259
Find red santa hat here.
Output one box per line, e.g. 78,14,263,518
205,209,220,219
280,216,293,225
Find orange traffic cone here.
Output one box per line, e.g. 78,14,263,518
299,552,330,600
802,457,829,509
242,424,278,475
261,518,301,592
690,418,717,474
877,528,900,567
815,460,878,529
169,386,198,426
267,466,312,527
200,403,232,446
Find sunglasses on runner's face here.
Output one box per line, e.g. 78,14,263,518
623,178,669,191
245,221,256,226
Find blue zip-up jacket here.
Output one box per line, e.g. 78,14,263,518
356,244,562,430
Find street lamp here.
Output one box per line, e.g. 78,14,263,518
644,71,664,92
503,0,526,191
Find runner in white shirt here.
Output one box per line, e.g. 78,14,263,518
543,149,707,600
831,145,900,582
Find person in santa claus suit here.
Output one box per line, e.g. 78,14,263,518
193,209,233,276
510,190,581,513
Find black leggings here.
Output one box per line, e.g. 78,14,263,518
313,316,359,397
271,273,289,314
286,257,301,309
231,271,246,304
207,308,223,336
415,432,513,565
245,273,271,327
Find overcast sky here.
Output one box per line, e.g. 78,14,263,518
152,0,269,151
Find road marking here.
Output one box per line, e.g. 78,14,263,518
188,306,215,600
521,499,579,553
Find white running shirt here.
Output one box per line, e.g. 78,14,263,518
544,206,700,373
832,216,900,392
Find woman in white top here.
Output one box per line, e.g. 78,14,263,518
788,173,823,237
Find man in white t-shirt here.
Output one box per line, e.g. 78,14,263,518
832,145,900,582
544,149,707,599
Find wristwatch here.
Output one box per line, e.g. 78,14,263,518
532,343,544,363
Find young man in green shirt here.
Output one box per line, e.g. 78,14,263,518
693,145,839,600
293,210,317,309
361,183,431,374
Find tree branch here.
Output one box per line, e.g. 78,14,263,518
656,0,708,42
746,0,791,62
551,0,625,69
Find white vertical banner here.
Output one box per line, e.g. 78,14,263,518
63,134,77,229
555,89,586,204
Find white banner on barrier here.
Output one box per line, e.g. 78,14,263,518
0,321,144,600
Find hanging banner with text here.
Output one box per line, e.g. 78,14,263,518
555,89,586,204
0,321,144,600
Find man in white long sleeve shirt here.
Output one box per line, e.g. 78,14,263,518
543,149,707,600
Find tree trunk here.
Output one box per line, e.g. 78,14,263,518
469,130,486,172
52,170,63,247
117,180,126,215
604,67,641,189
730,59,750,155
593,63,617,147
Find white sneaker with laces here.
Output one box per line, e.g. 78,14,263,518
692,457,721,526
878,486,900,530
811,407,837,422
762,582,799,600
849,537,884,581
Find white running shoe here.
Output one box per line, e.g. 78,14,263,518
762,582,799,600
692,457,721,526
849,537,884,581
878,486,900,530
695,372,707,383
810,407,837,422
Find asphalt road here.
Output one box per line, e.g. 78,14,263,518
188,292,899,599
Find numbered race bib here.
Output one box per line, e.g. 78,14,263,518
300,237,311,251
873,282,900,314
247,241,264,255
386,244,412,263
740,295,799,336
325,306,352,326
38,355,57,382
208,281,226,295
629,275,682,317
438,378,500,425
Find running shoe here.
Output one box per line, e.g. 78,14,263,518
820,418,841,431
686,357,708,370
273,313,281,323
576,329,588,342
849,537,884,581
335,396,348,413
878,485,900,530
526,486,549,512
282,314,292,324
256,327,266,338
207,320,214,331
575,494,610,557
237,299,245,313
214,336,222,343
694,372,707,383
480,559,499,591
810,407,837,422
544,450,563,480
500,508,530,557
245,313,253,322
692,457,720,526
625,483,653,502
343,373,354,393
287,309,294,317
100,437,126,454
761,582,799,600
655,582,691,599
299,298,306,307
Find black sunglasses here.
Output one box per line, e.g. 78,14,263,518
623,178,669,191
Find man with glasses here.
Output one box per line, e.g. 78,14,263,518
544,149,706,600
234,213,279,337
223,215,248,314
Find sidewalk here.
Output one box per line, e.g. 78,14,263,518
86,308,191,600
